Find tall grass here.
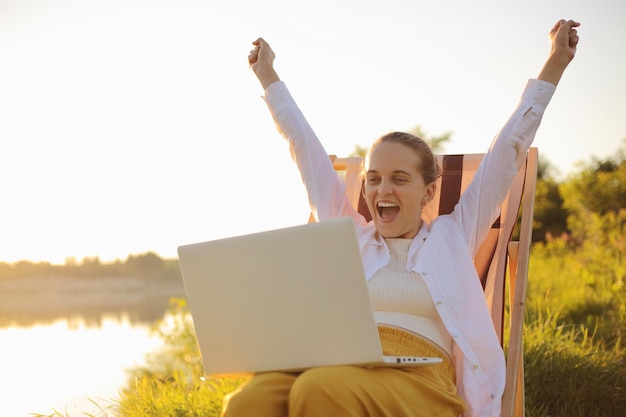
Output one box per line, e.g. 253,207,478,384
115,299,245,417
523,306,625,417
527,238,625,347
523,238,626,417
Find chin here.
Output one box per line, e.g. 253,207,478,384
377,227,398,239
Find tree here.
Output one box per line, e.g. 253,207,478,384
125,251,165,279
349,125,452,157
559,139,626,248
532,156,568,242
407,125,452,154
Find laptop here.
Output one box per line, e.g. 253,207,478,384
177,216,442,377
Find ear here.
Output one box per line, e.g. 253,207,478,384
423,181,436,204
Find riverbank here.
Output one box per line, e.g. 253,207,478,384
0,274,185,327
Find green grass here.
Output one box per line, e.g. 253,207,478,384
521,239,626,417
523,308,625,417
31,398,117,417
114,298,246,417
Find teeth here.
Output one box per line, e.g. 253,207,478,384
377,202,398,208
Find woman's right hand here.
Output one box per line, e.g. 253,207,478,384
249,37,280,90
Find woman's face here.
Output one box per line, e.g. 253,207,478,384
364,141,435,239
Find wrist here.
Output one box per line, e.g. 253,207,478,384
549,49,574,68
537,53,571,86
255,66,280,90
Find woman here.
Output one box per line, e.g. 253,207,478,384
223,19,579,417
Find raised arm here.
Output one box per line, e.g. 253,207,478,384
248,38,281,90
537,19,580,86
453,19,580,255
247,37,365,224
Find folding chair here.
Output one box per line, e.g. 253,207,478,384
324,148,538,417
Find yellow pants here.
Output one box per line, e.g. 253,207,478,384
221,327,466,417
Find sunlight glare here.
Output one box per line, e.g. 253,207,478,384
0,315,162,417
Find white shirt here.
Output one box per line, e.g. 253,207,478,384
263,78,556,417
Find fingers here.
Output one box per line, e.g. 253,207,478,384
248,47,259,65
552,19,580,32
564,20,580,51
252,37,268,47
248,45,257,65
551,19,580,51
569,28,580,49
551,20,580,38
248,39,262,66
550,20,562,35
248,37,269,66
556,20,580,38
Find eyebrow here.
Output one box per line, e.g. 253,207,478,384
366,169,413,176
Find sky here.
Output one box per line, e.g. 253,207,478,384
1,0,625,264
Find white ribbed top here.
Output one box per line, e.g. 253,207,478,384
368,238,453,356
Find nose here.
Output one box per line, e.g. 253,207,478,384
377,178,394,195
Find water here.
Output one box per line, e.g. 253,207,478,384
0,314,163,417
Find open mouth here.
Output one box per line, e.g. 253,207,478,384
377,201,400,220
